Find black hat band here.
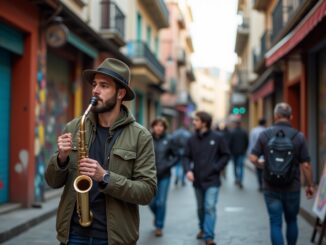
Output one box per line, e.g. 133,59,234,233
97,67,128,85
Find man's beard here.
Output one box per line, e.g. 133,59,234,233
92,93,118,113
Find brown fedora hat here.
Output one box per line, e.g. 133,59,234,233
82,58,135,101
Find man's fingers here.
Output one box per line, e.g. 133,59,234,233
59,142,72,148
79,166,94,172
61,133,72,139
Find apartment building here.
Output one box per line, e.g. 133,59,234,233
232,0,264,129
159,0,196,131
236,0,326,220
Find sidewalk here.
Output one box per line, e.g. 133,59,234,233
0,189,61,243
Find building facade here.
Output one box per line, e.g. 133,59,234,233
159,0,196,131
191,68,230,126
233,0,326,218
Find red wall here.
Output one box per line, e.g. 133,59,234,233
0,0,39,207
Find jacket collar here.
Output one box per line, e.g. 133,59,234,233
274,120,291,127
196,129,211,138
87,104,135,133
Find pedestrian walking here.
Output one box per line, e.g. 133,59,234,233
248,118,267,191
229,120,249,188
149,117,178,237
249,102,315,245
171,126,191,186
45,58,157,245
183,111,230,245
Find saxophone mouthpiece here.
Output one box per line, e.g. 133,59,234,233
90,96,98,106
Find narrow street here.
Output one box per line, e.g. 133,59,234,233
3,164,313,245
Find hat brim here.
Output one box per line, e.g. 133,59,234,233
82,69,135,101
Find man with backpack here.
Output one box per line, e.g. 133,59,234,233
249,102,314,245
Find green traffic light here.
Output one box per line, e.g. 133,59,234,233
232,107,240,114
239,107,246,114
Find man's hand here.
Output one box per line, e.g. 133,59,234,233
186,171,195,182
57,133,72,164
305,185,315,199
79,158,106,182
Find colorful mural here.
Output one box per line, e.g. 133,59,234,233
34,50,47,202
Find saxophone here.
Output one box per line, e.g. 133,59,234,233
73,96,97,227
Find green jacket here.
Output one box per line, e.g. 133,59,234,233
45,105,157,245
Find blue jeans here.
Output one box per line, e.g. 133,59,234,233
60,234,108,245
149,177,171,229
233,154,245,183
195,187,219,241
264,191,300,245
175,161,186,184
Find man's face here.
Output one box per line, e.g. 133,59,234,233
192,116,205,131
152,122,165,136
91,74,120,113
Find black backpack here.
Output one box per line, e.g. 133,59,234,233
264,127,298,186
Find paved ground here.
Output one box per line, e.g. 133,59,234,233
3,165,313,245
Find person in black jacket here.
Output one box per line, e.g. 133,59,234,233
183,111,230,245
149,117,177,237
229,120,249,189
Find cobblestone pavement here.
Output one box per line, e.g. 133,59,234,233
4,165,313,245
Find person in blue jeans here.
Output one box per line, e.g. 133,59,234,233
171,126,191,186
183,111,230,245
250,103,315,245
229,120,248,189
149,117,178,237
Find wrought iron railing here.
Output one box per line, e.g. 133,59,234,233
253,31,268,69
271,0,283,43
100,0,125,39
127,41,165,80
271,0,305,43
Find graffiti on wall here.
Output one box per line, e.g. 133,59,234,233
14,149,28,174
34,51,46,203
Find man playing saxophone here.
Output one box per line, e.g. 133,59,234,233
45,58,157,245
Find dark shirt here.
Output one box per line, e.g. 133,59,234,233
183,130,230,189
229,126,249,155
71,125,109,239
251,121,310,192
153,133,177,180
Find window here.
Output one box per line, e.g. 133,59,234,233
146,25,152,48
137,13,142,41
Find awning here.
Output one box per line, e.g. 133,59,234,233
266,0,326,66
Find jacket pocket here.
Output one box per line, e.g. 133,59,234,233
110,148,136,177
112,148,137,160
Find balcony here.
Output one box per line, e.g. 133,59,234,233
100,1,125,47
138,0,169,29
253,31,269,72
271,0,283,44
126,41,165,84
234,69,249,92
177,48,186,66
253,0,270,11
271,0,306,45
235,17,249,55
186,63,195,82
